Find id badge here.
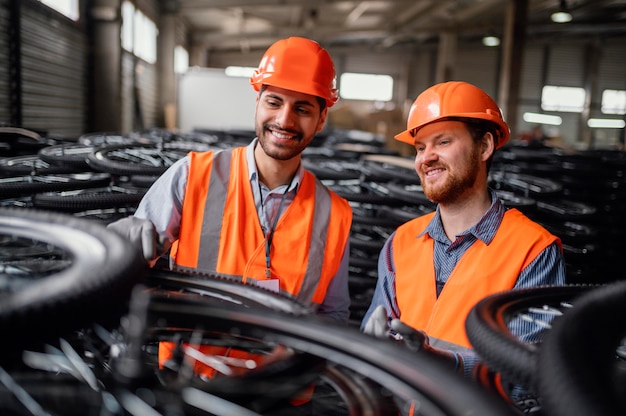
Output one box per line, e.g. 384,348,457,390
256,278,280,292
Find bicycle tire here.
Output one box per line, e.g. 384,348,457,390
0,155,77,176
37,142,97,169
489,172,562,196
383,183,436,208
86,142,215,176
302,158,365,181
145,268,314,316
32,185,146,212
537,280,626,416
360,155,418,184
0,172,112,198
147,293,518,416
0,207,145,358
465,285,598,390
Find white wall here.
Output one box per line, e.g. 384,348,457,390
177,67,257,133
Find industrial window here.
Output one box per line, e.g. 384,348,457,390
601,89,626,115
175,46,189,74
339,73,393,101
541,85,585,112
37,0,79,21
121,1,158,64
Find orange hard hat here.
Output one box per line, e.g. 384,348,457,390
249,37,339,108
395,81,510,148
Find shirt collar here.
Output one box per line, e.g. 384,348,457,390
419,189,505,245
246,138,303,192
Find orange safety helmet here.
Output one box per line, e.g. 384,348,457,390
395,81,510,148
249,37,339,108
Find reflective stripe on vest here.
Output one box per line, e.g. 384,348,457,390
198,149,231,272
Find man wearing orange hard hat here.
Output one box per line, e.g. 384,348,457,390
362,81,565,406
108,37,352,412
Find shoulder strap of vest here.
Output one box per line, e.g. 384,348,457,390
196,148,233,271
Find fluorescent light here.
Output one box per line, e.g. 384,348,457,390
551,11,572,23
523,112,563,126
482,36,500,47
587,118,626,129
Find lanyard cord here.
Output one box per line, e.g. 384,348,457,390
258,174,296,278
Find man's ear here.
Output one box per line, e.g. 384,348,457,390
316,107,329,133
481,132,496,161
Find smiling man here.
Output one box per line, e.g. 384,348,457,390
108,40,353,412
361,82,566,393
110,37,352,321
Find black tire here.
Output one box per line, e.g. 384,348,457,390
0,207,146,359
0,268,516,416
78,131,132,146
37,142,97,169
534,199,597,219
0,155,77,176
147,292,518,416
537,280,626,416
0,172,112,198
86,142,216,176
383,183,436,208
494,189,536,213
32,185,147,212
360,155,418,184
465,285,597,390
377,205,435,225
145,268,314,316
328,182,392,205
489,171,562,197
302,158,365,181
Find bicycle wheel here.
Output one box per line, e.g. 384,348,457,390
37,142,97,169
145,268,314,316
86,142,216,176
0,172,112,198
32,185,147,212
0,207,145,359
0,154,77,176
465,285,597,390
538,280,626,416
146,291,518,416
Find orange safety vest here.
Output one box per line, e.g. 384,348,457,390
393,209,560,348
159,146,352,402
172,147,352,305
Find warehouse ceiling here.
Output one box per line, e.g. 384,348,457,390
170,0,626,53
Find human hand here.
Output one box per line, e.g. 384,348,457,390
390,319,463,374
362,305,389,338
107,216,158,262
389,319,429,352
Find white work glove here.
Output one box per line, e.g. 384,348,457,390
362,305,390,338
107,216,159,262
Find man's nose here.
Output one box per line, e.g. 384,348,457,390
274,105,297,129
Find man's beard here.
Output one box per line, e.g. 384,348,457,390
256,124,309,161
421,148,481,205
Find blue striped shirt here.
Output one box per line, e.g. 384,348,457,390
361,190,566,377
